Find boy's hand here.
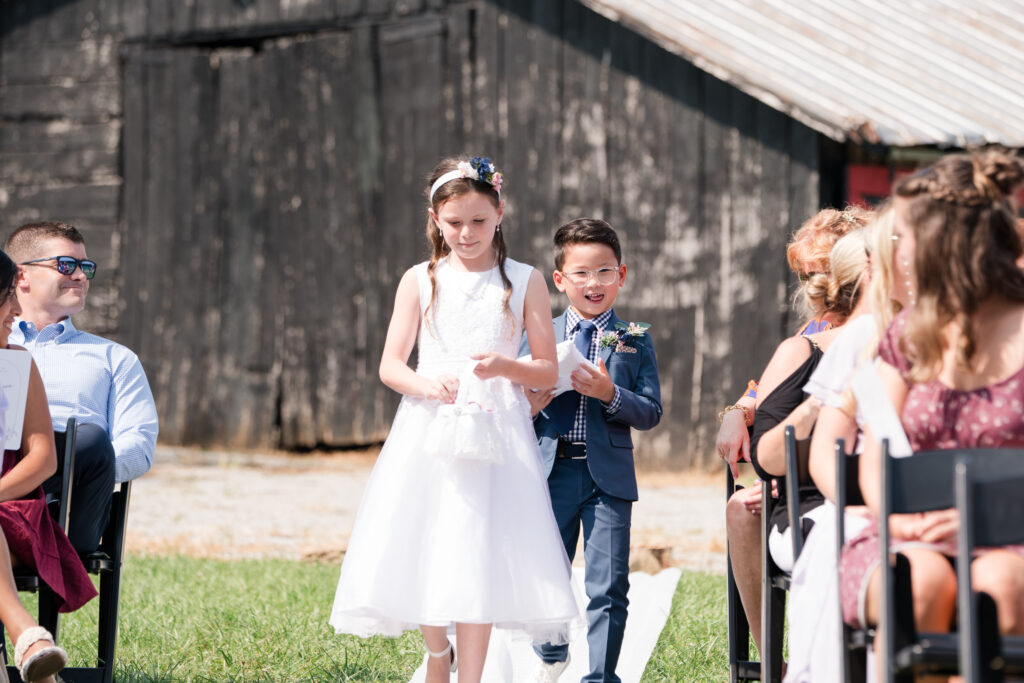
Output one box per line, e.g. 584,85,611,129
523,386,555,417
571,359,616,403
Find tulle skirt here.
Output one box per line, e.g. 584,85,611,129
329,375,579,644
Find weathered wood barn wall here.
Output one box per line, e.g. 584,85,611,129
0,0,827,468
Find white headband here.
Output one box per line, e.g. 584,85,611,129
429,158,503,202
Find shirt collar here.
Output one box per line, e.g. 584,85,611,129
565,308,613,335
13,316,77,344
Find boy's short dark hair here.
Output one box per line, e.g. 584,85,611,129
553,218,622,270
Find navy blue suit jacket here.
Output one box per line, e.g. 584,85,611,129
519,308,662,501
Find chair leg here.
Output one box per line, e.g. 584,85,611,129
762,583,785,683
977,592,1004,683
97,564,124,683
37,587,60,643
728,556,754,682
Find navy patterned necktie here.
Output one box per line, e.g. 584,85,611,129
574,319,597,363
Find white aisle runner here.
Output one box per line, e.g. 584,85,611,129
410,567,682,683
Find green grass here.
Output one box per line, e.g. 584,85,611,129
12,555,730,682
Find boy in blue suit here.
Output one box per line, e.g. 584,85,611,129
521,218,662,683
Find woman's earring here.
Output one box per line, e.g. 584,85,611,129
496,224,502,233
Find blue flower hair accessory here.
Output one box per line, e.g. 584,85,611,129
429,157,504,202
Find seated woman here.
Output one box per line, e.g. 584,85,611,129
717,206,872,476
725,225,870,658
840,151,1024,660
0,249,95,682
782,205,910,681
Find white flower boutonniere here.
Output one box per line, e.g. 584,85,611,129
598,321,652,353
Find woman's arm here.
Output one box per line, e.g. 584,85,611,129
473,269,558,388
379,269,457,402
754,395,822,477
808,404,859,501
858,360,910,516
716,394,756,478
0,361,57,503
746,336,813,476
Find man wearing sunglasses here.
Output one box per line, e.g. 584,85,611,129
4,221,158,555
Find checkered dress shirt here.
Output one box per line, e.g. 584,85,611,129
563,308,622,443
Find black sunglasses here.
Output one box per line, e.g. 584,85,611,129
21,256,97,280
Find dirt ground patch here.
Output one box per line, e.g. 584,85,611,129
127,446,728,574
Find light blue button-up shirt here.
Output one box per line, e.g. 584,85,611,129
10,317,158,483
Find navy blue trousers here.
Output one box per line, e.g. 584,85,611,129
43,423,115,554
535,458,632,683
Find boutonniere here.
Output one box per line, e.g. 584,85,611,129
598,321,652,352
599,332,620,349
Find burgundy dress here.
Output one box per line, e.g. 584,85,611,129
0,449,96,612
840,311,1024,627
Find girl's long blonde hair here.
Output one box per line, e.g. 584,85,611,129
895,150,1024,382
423,157,513,332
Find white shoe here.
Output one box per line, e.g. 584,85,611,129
528,652,570,682
425,639,457,673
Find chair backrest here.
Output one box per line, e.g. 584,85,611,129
784,426,812,561
955,460,1024,683
883,443,1024,516
880,443,1024,682
51,417,77,531
834,438,865,683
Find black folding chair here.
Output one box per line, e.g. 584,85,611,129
875,442,1024,682
834,439,871,683
954,458,1024,683
726,466,762,682
57,479,131,683
757,426,810,683
2,416,132,683
0,418,76,680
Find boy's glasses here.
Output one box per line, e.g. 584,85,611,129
560,267,619,286
21,256,97,280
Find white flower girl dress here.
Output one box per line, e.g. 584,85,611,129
330,257,578,644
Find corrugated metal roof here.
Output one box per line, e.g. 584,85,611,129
578,0,1024,147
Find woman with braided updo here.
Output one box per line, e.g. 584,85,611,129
840,150,1024,648
717,207,872,475
724,226,872,659
787,206,875,334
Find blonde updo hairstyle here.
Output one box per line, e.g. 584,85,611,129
787,206,873,323
895,149,1024,382
822,228,870,322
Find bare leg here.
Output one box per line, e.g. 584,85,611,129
420,625,454,683
971,550,1024,635
862,548,955,683
726,483,765,654
0,537,60,683
454,622,491,683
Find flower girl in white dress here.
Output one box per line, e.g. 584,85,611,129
330,157,578,682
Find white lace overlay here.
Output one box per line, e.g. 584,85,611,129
330,257,579,644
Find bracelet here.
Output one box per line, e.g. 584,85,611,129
717,404,751,425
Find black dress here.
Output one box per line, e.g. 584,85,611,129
749,337,825,537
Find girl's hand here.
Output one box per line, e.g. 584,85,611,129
889,510,958,543
423,374,459,403
916,509,959,544
470,352,509,380
571,359,615,403
523,387,556,417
